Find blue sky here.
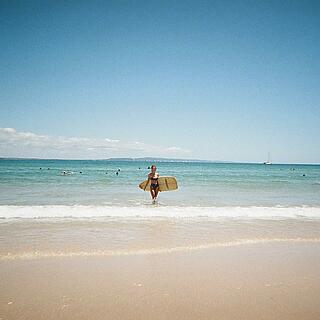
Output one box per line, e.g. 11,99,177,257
1,0,319,162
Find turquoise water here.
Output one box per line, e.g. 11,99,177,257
1,159,320,260
1,159,319,208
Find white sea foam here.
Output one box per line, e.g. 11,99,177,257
0,205,320,220
1,238,320,261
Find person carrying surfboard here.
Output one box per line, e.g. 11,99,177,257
146,165,159,202
139,169,178,203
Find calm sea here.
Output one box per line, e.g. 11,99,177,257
0,159,320,219
1,159,320,260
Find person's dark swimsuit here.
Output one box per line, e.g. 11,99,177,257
150,176,159,190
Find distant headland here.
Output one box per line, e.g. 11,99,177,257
0,157,229,163
104,157,229,163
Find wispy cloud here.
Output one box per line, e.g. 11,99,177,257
0,128,190,159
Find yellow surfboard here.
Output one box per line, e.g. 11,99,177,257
139,176,178,192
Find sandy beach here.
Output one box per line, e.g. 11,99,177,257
1,218,320,320
1,243,320,320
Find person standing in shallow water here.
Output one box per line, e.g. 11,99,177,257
146,165,159,202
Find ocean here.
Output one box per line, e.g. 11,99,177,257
1,159,320,261
0,159,320,219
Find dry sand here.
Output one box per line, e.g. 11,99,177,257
1,243,320,320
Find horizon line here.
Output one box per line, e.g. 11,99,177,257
0,156,319,166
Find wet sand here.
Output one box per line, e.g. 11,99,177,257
1,242,320,320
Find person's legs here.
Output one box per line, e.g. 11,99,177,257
154,187,159,199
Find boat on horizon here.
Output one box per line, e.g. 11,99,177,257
263,152,272,165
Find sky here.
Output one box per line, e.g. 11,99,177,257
0,0,319,162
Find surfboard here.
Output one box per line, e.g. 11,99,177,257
139,176,178,192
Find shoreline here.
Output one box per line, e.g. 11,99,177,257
1,210,320,319
1,205,320,220
1,237,320,261
2,216,320,263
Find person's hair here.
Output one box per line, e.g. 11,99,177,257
151,164,156,170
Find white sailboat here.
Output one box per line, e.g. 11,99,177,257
263,152,272,165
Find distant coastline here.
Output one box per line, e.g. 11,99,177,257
104,157,230,163
0,157,319,165
0,157,230,163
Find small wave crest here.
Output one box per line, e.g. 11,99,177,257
0,205,320,220
1,238,320,261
